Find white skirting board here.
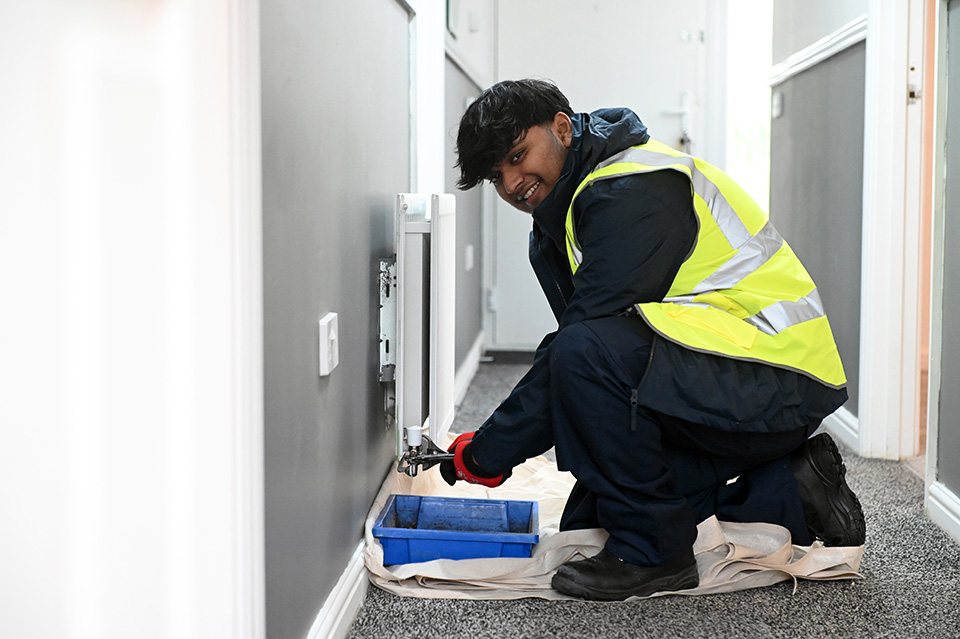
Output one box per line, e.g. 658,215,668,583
821,405,859,453
306,541,368,639
927,482,960,547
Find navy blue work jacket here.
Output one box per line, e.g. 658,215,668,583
468,109,847,476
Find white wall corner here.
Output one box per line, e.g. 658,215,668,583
306,542,369,639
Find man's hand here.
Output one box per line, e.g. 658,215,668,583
439,431,509,487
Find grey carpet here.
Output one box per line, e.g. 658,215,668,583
348,360,960,639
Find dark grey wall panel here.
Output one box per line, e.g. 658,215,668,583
937,0,960,494
769,42,865,416
444,59,483,369
260,1,409,638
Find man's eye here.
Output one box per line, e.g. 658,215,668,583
512,150,523,163
488,173,501,185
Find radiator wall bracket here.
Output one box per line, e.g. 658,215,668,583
378,257,397,385
378,258,397,437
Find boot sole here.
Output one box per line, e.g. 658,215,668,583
551,563,700,601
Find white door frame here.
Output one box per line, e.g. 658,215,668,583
163,2,266,635
853,0,927,460
223,2,266,634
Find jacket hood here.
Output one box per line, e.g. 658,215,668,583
532,107,650,250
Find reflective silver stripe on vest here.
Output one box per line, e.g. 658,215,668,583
657,288,826,335
746,288,825,335
690,221,784,294
590,146,828,336
592,147,752,249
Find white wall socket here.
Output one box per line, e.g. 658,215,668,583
318,312,339,376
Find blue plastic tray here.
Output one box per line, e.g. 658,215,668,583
372,494,539,565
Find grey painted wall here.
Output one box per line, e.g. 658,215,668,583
772,0,868,64
938,0,960,494
769,42,865,416
445,59,484,368
260,1,410,638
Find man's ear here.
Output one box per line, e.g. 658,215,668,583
554,112,573,147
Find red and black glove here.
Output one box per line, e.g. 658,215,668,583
439,431,510,487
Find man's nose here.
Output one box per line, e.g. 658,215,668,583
502,168,521,194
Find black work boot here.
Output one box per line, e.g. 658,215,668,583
551,547,699,601
790,433,866,546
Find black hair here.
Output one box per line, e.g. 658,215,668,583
455,79,574,190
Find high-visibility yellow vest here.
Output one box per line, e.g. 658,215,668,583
564,139,846,388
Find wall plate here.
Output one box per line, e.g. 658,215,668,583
319,312,339,376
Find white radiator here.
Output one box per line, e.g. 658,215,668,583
379,193,456,473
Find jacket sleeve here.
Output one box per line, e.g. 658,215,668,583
467,170,698,476
467,332,557,475
560,169,697,327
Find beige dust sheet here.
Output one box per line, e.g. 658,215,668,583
364,445,863,601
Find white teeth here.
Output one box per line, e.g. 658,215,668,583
520,180,540,202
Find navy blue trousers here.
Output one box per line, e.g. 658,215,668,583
549,316,815,566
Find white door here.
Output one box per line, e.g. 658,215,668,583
489,0,718,350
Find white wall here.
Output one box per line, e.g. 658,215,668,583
497,0,711,152
488,0,721,350
0,2,264,638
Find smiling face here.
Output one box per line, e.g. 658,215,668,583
488,112,573,213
